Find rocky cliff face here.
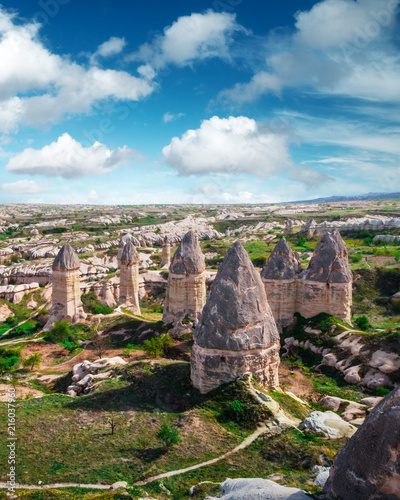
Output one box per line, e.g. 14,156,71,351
324,385,400,499
163,230,206,326
191,240,280,394
119,241,140,315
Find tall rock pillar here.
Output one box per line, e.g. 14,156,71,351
191,241,280,394
119,241,141,315
261,238,302,329
161,236,171,268
163,230,206,325
45,243,86,330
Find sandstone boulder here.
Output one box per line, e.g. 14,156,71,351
324,386,400,499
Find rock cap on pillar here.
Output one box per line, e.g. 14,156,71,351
170,230,205,275
52,243,80,271
194,240,279,351
120,241,140,265
261,237,301,280
304,229,352,283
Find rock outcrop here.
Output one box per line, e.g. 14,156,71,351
261,238,302,328
119,241,140,315
163,230,206,326
191,241,280,394
208,478,310,500
324,386,400,499
117,233,140,264
45,244,86,330
161,236,171,267
262,231,352,327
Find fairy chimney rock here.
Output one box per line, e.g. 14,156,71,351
163,230,206,326
45,243,86,330
261,238,301,329
324,385,400,500
191,240,280,393
118,233,140,263
161,236,171,267
299,229,352,323
119,241,140,314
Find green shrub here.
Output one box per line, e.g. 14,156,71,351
81,292,113,315
0,346,21,374
157,422,180,447
354,316,371,331
45,321,74,343
350,254,362,263
22,352,42,371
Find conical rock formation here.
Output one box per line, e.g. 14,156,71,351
261,238,301,329
163,230,206,326
324,385,400,499
191,241,280,393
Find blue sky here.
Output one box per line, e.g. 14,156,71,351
0,0,399,204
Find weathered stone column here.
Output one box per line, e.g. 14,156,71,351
191,240,280,394
161,236,171,267
45,243,86,330
261,238,302,329
118,233,140,265
298,230,352,323
163,230,206,325
119,241,141,315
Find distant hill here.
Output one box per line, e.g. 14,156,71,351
289,192,400,204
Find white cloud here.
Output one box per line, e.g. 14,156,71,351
90,36,126,65
128,10,243,72
219,0,400,104
0,7,154,133
0,179,50,194
163,112,185,123
162,116,292,177
87,189,99,202
5,133,144,179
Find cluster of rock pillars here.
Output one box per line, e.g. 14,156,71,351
44,229,400,500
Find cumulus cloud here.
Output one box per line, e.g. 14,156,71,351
128,10,243,74
219,0,400,104
0,179,50,194
162,116,293,177
5,133,144,179
0,7,154,133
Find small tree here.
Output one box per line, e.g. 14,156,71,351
105,413,119,435
157,422,180,448
22,352,42,371
45,321,74,343
122,344,136,358
143,334,173,358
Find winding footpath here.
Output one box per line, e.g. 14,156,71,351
0,382,302,491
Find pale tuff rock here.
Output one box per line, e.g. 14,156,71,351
67,356,126,396
262,231,352,328
191,241,280,394
45,244,87,330
261,238,302,329
163,230,206,326
299,411,356,439
324,386,400,500
0,282,40,304
119,241,140,315
161,236,171,267
283,219,294,234
117,233,141,263
207,478,310,500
